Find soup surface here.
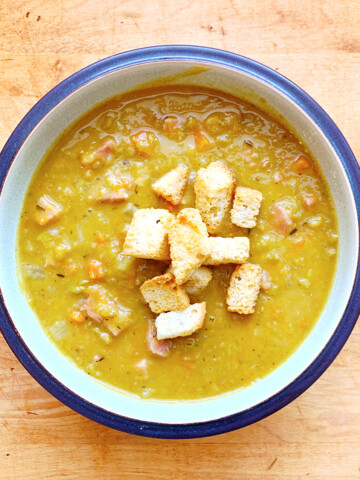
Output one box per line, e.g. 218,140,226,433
18,86,338,400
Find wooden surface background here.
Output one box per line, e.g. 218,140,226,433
0,1,359,478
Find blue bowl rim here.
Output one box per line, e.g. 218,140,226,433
0,45,359,439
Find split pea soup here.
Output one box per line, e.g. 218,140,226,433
17,86,338,400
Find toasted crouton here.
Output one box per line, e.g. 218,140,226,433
168,208,209,284
230,186,263,228
194,161,236,234
140,272,190,313
226,263,262,315
168,265,213,295
204,237,250,265
152,164,189,205
123,208,173,261
155,302,206,340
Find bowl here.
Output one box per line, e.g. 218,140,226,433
0,46,359,439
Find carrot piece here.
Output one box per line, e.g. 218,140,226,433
130,131,158,157
293,155,312,172
88,260,106,280
95,232,106,244
194,131,211,152
69,310,86,324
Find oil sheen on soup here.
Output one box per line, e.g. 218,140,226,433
17,87,338,400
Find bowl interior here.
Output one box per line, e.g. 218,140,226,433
0,60,358,424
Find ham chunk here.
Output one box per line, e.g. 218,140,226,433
81,138,116,168
88,165,134,204
81,285,131,336
269,204,293,235
146,321,171,357
35,195,63,226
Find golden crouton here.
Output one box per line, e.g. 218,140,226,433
155,302,206,340
168,265,213,295
140,272,190,314
226,263,262,315
123,208,173,261
194,161,236,234
204,237,250,265
152,164,189,205
168,208,209,284
230,186,263,228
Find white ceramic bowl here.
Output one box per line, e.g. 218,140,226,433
0,46,359,438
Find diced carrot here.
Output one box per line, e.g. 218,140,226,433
88,260,106,280
300,317,309,329
194,131,212,152
95,232,106,244
69,310,86,324
130,131,158,157
293,155,312,172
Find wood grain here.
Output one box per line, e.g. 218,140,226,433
0,1,359,478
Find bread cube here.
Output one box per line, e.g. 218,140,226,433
195,161,236,234
168,265,213,295
123,208,173,261
168,208,209,284
226,263,262,315
155,302,206,340
152,164,189,205
140,272,190,314
204,237,250,265
230,186,262,228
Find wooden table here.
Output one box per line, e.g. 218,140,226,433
1,1,359,478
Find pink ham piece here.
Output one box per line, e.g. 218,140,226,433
94,139,115,158
81,298,103,323
146,321,171,357
269,204,293,235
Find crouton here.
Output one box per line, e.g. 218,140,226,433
204,237,250,265
168,208,209,284
194,161,236,234
155,302,206,340
140,272,190,313
168,265,213,295
123,208,173,261
230,186,262,228
152,164,189,205
226,263,262,315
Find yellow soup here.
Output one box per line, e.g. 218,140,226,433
17,86,338,400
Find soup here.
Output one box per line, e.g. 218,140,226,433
17,86,338,400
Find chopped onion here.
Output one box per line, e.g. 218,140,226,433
23,264,45,280
49,320,71,341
